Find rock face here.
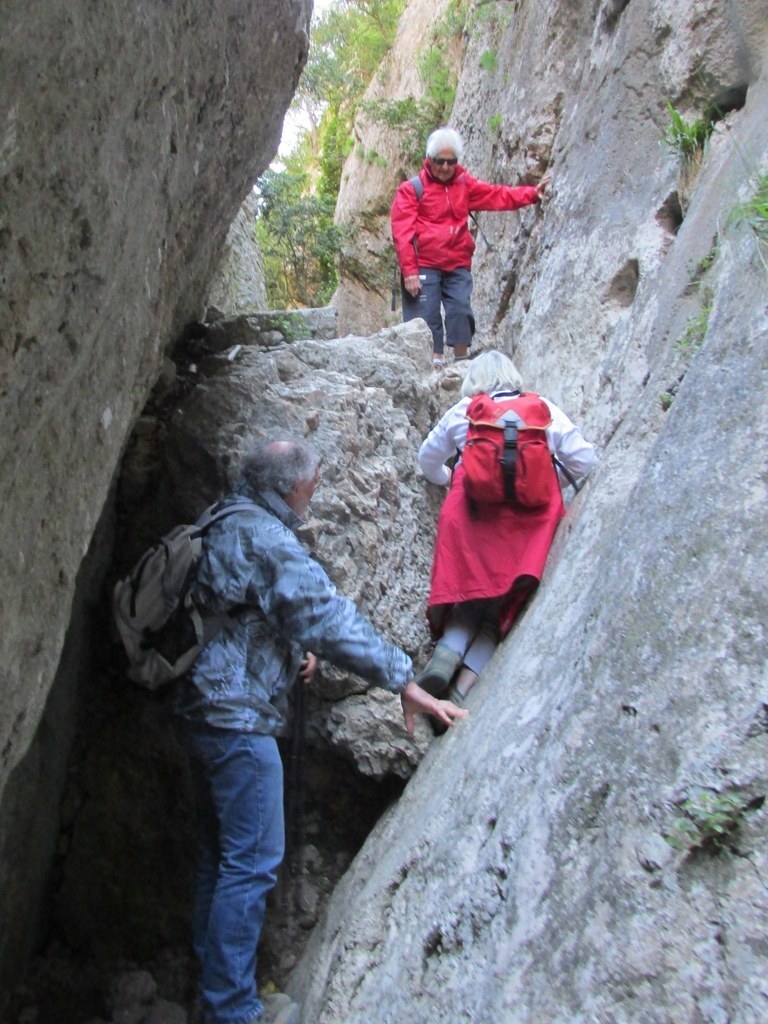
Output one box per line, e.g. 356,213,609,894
206,190,268,317
0,0,310,796
205,305,340,352
0,0,310,1002
285,0,768,1021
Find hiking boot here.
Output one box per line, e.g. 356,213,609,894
416,643,462,697
258,992,300,1024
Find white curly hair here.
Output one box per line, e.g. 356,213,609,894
426,127,464,161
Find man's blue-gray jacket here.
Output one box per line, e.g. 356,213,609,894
172,489,413,735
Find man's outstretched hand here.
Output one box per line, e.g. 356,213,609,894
401,680,469,735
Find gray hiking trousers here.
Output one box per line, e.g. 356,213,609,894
401,267,475,355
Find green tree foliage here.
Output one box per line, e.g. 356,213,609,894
294,0,407,194
255,168,343,309
257,0,406,306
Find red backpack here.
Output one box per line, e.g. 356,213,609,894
462,392,557,509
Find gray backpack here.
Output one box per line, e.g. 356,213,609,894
112,499,260,689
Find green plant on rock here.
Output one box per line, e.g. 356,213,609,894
471,0,516,30
675,300,711,354
357,146,387,168
662,101,715,165
441,0,470,36
688,242,718,279
253,314,304,343
488,113,503,135
360,97,427,167
362,96,419,132
730,173,768,240
418,39,458,122
665,791,750,854
683,241,718,297
479,49,498,73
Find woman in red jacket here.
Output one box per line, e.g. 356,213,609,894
416,350,596,715
391,127,550,368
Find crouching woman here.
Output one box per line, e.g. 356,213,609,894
416,349,597,708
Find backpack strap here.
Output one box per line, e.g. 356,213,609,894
501,419,518,502
466,416,548,430
553,455,583,493
409,174,424,201
191,499,264,627
194,498,261,534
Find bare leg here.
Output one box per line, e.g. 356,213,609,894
451,666,479,700
452,343,469,360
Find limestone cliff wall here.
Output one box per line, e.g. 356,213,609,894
0,0,310,799
206,191,268,317
288,0,768,1020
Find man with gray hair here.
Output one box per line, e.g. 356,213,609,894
172,436,466,1024
391,126,551,368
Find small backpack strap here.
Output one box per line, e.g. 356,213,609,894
501,420,518,501
193,498,261,536
553,455,583,493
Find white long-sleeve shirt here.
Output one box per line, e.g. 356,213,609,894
418,390,597,489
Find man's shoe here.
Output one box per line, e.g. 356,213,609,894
259,992,300,1024
415,643,462,697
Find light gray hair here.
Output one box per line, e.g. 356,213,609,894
239,435,319,498
426,127,464,161
460,350,524,398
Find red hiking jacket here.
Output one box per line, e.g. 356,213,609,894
390,159,539,278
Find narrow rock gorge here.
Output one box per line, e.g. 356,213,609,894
1,1,767,1023
0,0,312,1012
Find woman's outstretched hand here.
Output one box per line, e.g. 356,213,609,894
536,171,552,199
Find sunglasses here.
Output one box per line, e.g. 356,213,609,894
431,157,458,166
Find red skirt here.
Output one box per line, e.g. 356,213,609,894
426,462,565,639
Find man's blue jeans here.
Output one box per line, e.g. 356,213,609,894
401,266,475,355
177,721,285,1024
